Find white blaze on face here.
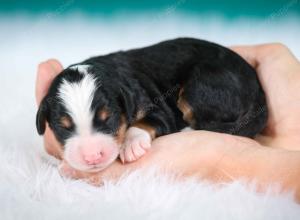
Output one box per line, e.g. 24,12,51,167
59,71,96,135
58,66,119,172
69,64,90,75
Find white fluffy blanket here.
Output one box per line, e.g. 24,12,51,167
0,14,300,219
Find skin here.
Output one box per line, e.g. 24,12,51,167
36,43,300,202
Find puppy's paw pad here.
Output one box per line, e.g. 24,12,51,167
120,127,152,163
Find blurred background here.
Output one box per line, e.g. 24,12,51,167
1,0,299,65
0,0,299,134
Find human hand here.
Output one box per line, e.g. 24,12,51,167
232,44,300,149
35,59,64,159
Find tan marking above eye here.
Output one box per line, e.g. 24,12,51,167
97,107,110,121
60,116,73,129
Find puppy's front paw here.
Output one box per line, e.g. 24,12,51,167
120,127,152,163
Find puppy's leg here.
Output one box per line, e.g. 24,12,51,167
177,64,243,134
120,108,174,163
119,125,153,163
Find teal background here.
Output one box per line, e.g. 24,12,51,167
1,0,300,18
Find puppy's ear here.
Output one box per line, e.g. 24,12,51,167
118,86,136,123
36,97,49,135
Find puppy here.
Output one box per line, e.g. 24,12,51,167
36,38,268,172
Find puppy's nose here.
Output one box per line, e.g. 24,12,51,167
83,151,104,165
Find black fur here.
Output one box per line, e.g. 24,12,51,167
36,38,268,143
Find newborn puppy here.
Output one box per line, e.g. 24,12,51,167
36,38,267,172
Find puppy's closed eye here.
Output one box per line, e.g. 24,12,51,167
60,116,73,129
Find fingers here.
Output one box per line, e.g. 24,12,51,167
43,123,64,160
59,160,96,180
47,59,64,73
231,43,300,138
230,43,300,91
230,45,259,68
58,161,77,178
35,59,63,105
230,43,296,68
59,160,120,186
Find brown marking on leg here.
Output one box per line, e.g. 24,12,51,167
115,115,128,145
177,88,196,126
178,87,184,97
132,120,156,140
135,109,145,121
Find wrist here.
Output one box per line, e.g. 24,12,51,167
207,135,263,182
216,141,300,201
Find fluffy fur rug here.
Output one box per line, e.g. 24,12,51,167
0,13,300,219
